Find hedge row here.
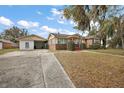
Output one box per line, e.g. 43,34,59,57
67,41,86,51
67,41,103,50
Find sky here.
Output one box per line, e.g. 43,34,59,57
0,5,85,39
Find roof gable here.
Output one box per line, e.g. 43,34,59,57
19,35,47,41
49,33,81,39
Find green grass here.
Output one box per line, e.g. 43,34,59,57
0,48,19,55
90,49,124,56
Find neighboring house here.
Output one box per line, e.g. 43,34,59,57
48,33,82,50
82,36,93,48
82,36,100,48
19,35,47,50
0,39,18,49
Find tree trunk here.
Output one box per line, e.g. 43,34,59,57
121,24,124,49
121,37,124,49
102,38,106,49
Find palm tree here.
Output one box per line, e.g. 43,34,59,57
98,16,124,49
121,16,124,49
109,16,124,49
98,19,115,48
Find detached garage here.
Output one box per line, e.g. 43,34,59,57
19,35,47,50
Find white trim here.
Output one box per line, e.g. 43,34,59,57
0,42,3,49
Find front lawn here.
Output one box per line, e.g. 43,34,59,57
90,49,124,56
55,51,124,88
0,48,19,55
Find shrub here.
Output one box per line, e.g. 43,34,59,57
67,41,75,51
80,43,86,49
100,45,106,49
90,43,101,49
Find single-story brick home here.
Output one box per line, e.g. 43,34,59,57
19,35,47,50
48,33,82,50
48,33,99,50
0,39,17,49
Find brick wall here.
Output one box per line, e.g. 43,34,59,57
49,44,56,50
49,43,81,50
56,44,67,50
74,44,80,50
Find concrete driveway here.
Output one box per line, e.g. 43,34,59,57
0,50,74,88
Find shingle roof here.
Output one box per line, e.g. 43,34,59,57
19,34,47,41
0,39,15,44
50,33,68,38
50,33,81,38
49,33,96,40
67,34,82,38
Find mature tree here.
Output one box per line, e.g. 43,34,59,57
63,5,124,48
0,34,2,39
88,24,98,36
0,26,28,43
103,16,124,48
97,19,114,47
63,5,110,31
121,16,124,49
113,15,124,49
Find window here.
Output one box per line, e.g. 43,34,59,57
74,39,79,44
58,38,67,44
25,42,29,48
63,39,67,44
58,38,61,44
